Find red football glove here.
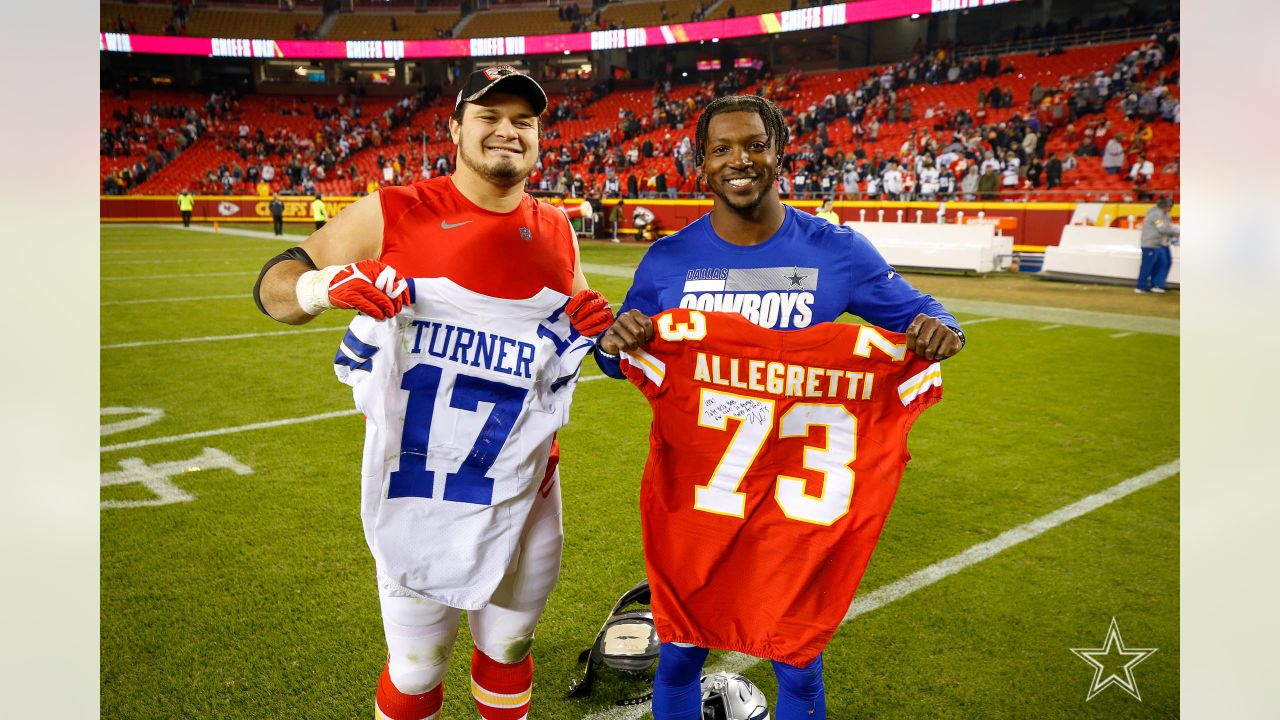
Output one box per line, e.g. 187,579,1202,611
298,260,409,319
328,260,409,319
565,289,614,337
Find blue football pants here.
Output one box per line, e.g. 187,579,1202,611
652,642,826,719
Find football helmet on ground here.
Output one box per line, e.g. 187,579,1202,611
700,672,770,720
566,579,660,702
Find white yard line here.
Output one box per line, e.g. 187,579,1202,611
1038,324,1064,331
101,294,246,306
107,223,300,242
581,262,642,278
959,316,1000,325
581,459,1180,720
939,298,1179,336
102,258,262,266
100,409,361,453
1110,332,1135,339
101,270,257,281
102,326,338,349
99,374,612,453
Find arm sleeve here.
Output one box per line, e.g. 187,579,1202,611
844,231,961,333
592,254,662,379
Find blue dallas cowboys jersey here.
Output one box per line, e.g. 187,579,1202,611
596,205,959,378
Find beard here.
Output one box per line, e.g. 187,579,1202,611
458,142,532,187
709,170,776,217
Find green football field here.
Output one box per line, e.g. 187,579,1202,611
100,223,1179,719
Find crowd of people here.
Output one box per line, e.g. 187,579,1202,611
102,24,1178,203
102,85,447,197
100,91,228,195
509,30,1178,205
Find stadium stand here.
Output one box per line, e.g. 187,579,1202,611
102,27,1179,203
101,2,178,35
599,0,709,28
459,8,576,39
325,11,461,41
706,0,790,21
185,7,326,40
101,89,214,194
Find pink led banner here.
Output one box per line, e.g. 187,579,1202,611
100,0,1014,60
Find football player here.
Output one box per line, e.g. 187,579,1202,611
253,66,614,720
594,95,965,720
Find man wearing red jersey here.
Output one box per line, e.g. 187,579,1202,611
253,65,613,720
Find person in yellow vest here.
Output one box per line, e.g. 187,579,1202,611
815,198,840,225
256,180,272,197
366,179,381,195
311,194,328,230
177,189,195,227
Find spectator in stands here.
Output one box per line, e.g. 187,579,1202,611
841,158,860,199
1001,153,1020,190
1136,196,1179,293
1129,122,1153,154
1074,135,1101,158
1101,136,1125,174
918,158,940,200
1121,93,1139,121
1026,156,1044,189
977,165,999,200
1045,153,1063,189
881,161,904,200
1126,152,1157,181
1138,89,1159,123
939,165,957,199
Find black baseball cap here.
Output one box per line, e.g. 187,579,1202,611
455,65,548,115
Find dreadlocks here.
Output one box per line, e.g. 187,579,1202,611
694,95,790,167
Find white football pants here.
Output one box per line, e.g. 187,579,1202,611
378,474,563,694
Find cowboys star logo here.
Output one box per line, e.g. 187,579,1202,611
1070,618,1158,701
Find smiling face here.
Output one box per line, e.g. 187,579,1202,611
450,92,539,188
698,111,780,216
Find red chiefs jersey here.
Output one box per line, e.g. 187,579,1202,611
378,176,576,298
621,309,943,666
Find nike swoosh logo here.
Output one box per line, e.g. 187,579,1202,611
440,220,473,230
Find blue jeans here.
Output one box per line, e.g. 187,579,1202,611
1137,246,1172,290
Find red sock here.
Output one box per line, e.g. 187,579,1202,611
375,663,443,720
470,648,533,720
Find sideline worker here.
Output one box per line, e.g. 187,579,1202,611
311,194,328,230
177,189,195,227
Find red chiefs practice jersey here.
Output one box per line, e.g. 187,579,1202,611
622,309,943,666
378,176,576,298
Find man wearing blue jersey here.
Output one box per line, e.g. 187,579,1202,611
594,95,965,720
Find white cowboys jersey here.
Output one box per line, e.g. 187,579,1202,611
334,277,594,610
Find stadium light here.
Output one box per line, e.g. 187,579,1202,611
911,13,920,19
712,38,719,43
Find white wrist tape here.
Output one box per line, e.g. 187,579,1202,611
295,265,343,316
